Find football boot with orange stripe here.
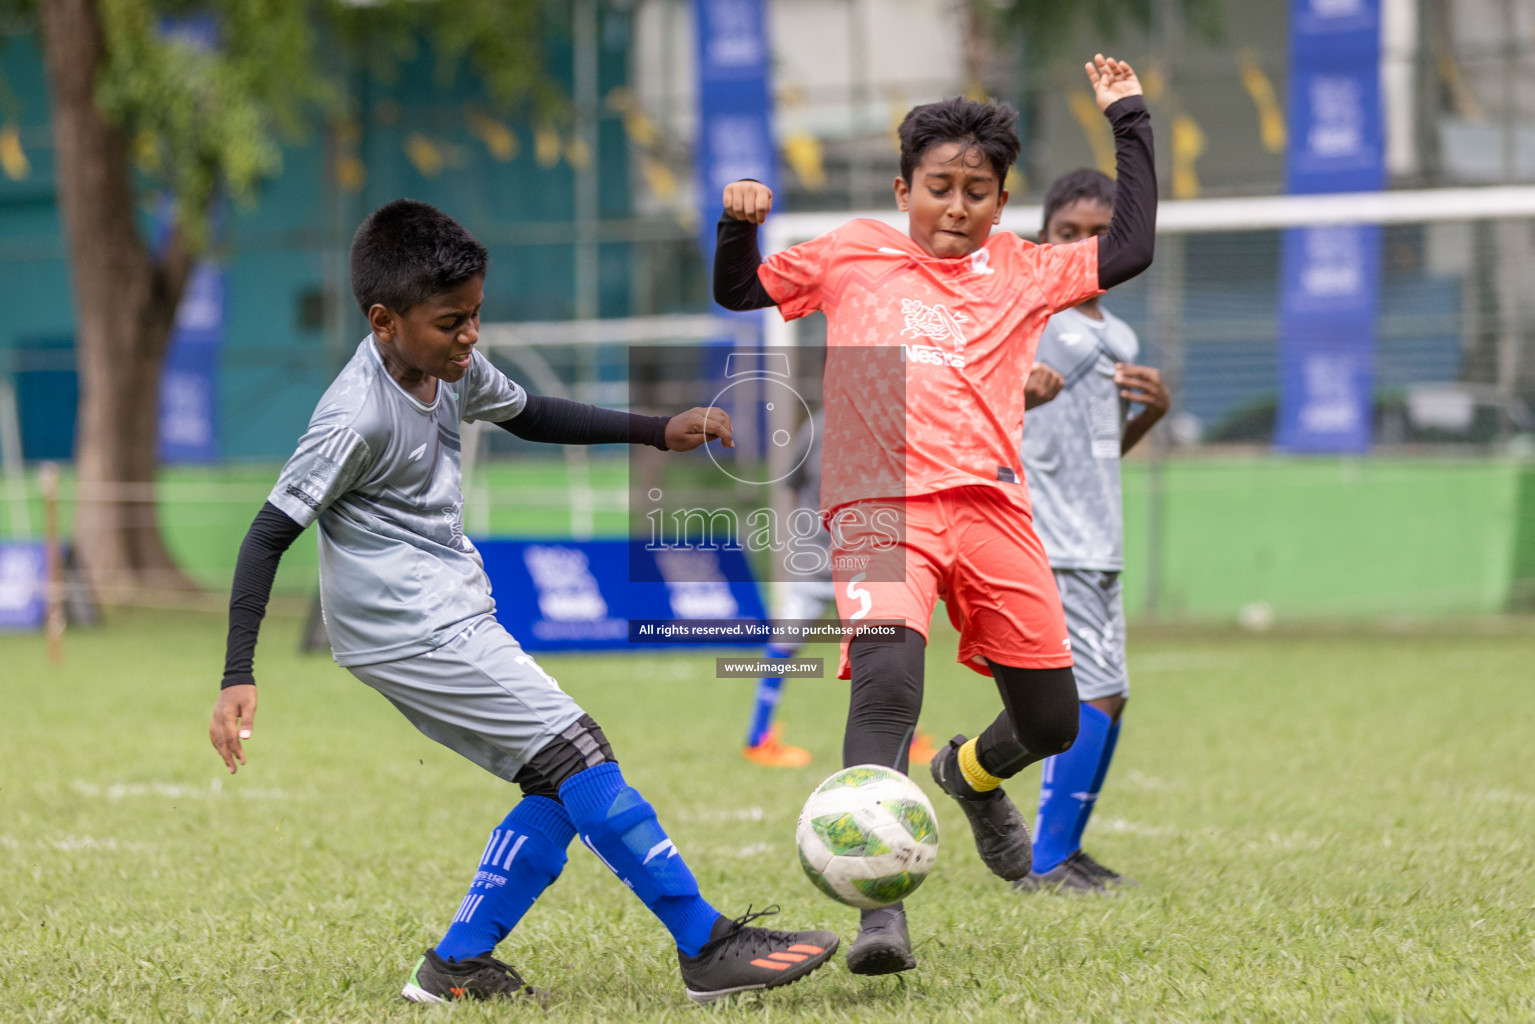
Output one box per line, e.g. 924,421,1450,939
401,949,547,1005
678,905,839,1003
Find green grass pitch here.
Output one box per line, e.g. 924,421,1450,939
2,609,1533,1022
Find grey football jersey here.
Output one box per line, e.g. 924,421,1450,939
268,337,527,665
1020,306,1139,571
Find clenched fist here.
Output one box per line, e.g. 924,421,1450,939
723,180,774,225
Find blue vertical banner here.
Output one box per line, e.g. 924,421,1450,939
157,262,224,463
154,13,224,464
693,0,777,460
0,543,45,632
1275,0,1384,452
693,0,777,266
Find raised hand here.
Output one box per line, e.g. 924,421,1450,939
723,180,774,225
1085,54,1142,113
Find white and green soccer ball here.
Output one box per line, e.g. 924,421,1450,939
795,764,940,909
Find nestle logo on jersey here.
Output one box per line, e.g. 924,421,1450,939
900,299,967,350
901,344,966,369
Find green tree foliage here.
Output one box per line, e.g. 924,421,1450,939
0,0,564,595
2,0,561,250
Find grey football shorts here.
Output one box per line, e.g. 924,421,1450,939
348,614,586,783
1054,569,1130,701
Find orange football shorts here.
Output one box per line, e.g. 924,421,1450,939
828,485,1072,679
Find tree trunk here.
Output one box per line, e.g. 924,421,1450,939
37,0,196,601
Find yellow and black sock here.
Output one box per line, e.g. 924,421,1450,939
957,737,1002,794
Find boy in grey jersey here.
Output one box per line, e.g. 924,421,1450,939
1016,170,1170,893
208,200,838,1005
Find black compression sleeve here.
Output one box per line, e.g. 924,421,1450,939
974,663,1080,778
843,627,926,775
714,213,776,311
222,502,305,689
1096,95,1157,289
495,393,670,449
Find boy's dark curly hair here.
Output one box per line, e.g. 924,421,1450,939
897,96,1021,184
350,199,488,314
1041,169,1116,235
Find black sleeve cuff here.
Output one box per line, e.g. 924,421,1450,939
1097,95,1157,289
1104,95,1148,122
497,393,671,450
222,502,305,689
714,214,776,311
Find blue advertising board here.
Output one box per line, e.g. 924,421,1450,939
157,262,224,464
1275,0,1384,453
153,16,225,464
0,542,45,631
477,538,767,652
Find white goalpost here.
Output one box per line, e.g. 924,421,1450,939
472,314,759,538
761,184,1535,351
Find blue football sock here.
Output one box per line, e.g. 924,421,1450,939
436,796,576,962
1032,703,1113,874
1075,717,1121,849
745,643,795,746
559,762,720,957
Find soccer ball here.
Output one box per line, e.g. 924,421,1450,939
795,764,940,909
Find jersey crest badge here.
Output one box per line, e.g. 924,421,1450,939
900,299,969,352
968,248,994,275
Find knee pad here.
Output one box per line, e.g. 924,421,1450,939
989,663,1080,756
1016,701,1079,756
562,763,699,903
526,714,614,790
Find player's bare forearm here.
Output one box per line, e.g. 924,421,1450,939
1121,409,1162,454
1117,363,1170,453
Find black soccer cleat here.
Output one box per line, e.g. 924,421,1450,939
845,904,916,976
401,948,548,1004
1012,851,1116,895
930,734,1034,881
677,905,839,1004
1075,849,1138,888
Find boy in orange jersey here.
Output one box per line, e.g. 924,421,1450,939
713,55,1155,972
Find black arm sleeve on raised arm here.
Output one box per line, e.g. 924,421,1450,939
1096,95,1157,289
496,393,671,450
222,502,305,689
714,214,777,311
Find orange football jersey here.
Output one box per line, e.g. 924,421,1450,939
758,218,1102,516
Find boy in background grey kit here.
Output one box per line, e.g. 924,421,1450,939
1018,169,1170,893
